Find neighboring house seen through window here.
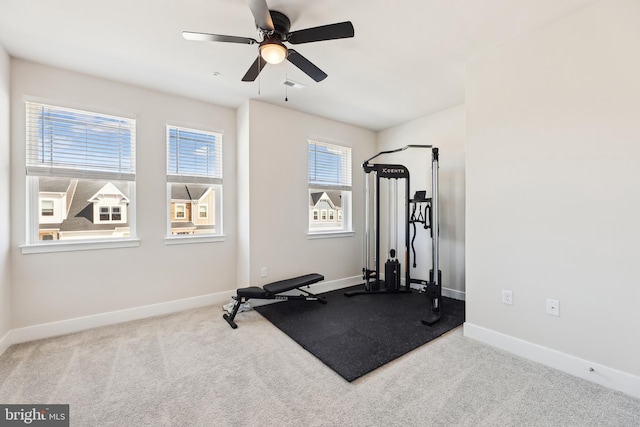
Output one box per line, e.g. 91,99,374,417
308,140,352,233
167,125,223,238
26,102,136,243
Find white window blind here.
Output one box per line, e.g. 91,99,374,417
26,102,136,180
308,140,352,190
167,126,222,184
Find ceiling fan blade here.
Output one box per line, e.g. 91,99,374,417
183,31,257,45
287,21,354,45
248,0,274,31
242,56,268,82
287,49,327,82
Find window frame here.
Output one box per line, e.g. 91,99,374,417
165,125,225,244
21,101,139,254
307,139,353,237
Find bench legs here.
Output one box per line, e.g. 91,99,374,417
223,296,244,329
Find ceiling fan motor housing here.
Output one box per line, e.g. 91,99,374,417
267,10,291,40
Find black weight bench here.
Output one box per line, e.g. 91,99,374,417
223,273,326,329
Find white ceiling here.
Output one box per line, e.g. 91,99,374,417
0,0,598,131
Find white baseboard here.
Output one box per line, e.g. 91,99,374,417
407,281,466,301
312,275,363,293
442,287,465,301
10,290,236,346
0,329,11,357
1,276,364,352
463,322,640,400
1,275,461,357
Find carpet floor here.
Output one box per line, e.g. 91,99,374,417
2,304,639,426
255,284,465,381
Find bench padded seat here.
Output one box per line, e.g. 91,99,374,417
237,286,269,299
263,273,324,294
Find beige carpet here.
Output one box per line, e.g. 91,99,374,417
1,305,639,426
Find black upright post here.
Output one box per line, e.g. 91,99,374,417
422,147,441,326
405,174,411,290
374,169,381,291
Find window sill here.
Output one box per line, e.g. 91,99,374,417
21,238,140,254
164,235,226,245
307,231,355,240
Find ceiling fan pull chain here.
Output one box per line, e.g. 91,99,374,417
285,70,288,102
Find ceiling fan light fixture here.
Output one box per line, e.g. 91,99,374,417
260,41,287,64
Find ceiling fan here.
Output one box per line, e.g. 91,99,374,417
182,0,354,83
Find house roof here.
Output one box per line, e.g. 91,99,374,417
59,180,130,232
310,191,342,208
171,184,211,201
39,178,71,193
88,182,130,203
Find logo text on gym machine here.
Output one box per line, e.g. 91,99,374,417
382,167,405,174
375,164,408,178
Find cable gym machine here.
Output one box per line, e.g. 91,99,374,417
345,145,442,326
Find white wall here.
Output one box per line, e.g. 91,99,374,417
377,106,466,297
0,44,10,347
239,100,376,286
7,60,375,333
236,102,251,288
465,0,640,381
10,60,237,328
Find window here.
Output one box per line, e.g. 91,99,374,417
308,140,352,233
98,206,123,222
198,204,208,219
99,207,110,221
26,102,136,245
112,206,122,221
174,204,186,219
41,200,54,216
167,125,223,238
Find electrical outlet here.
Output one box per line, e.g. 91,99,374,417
546,298,560,316
260,267,267,278
502,290,513,305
